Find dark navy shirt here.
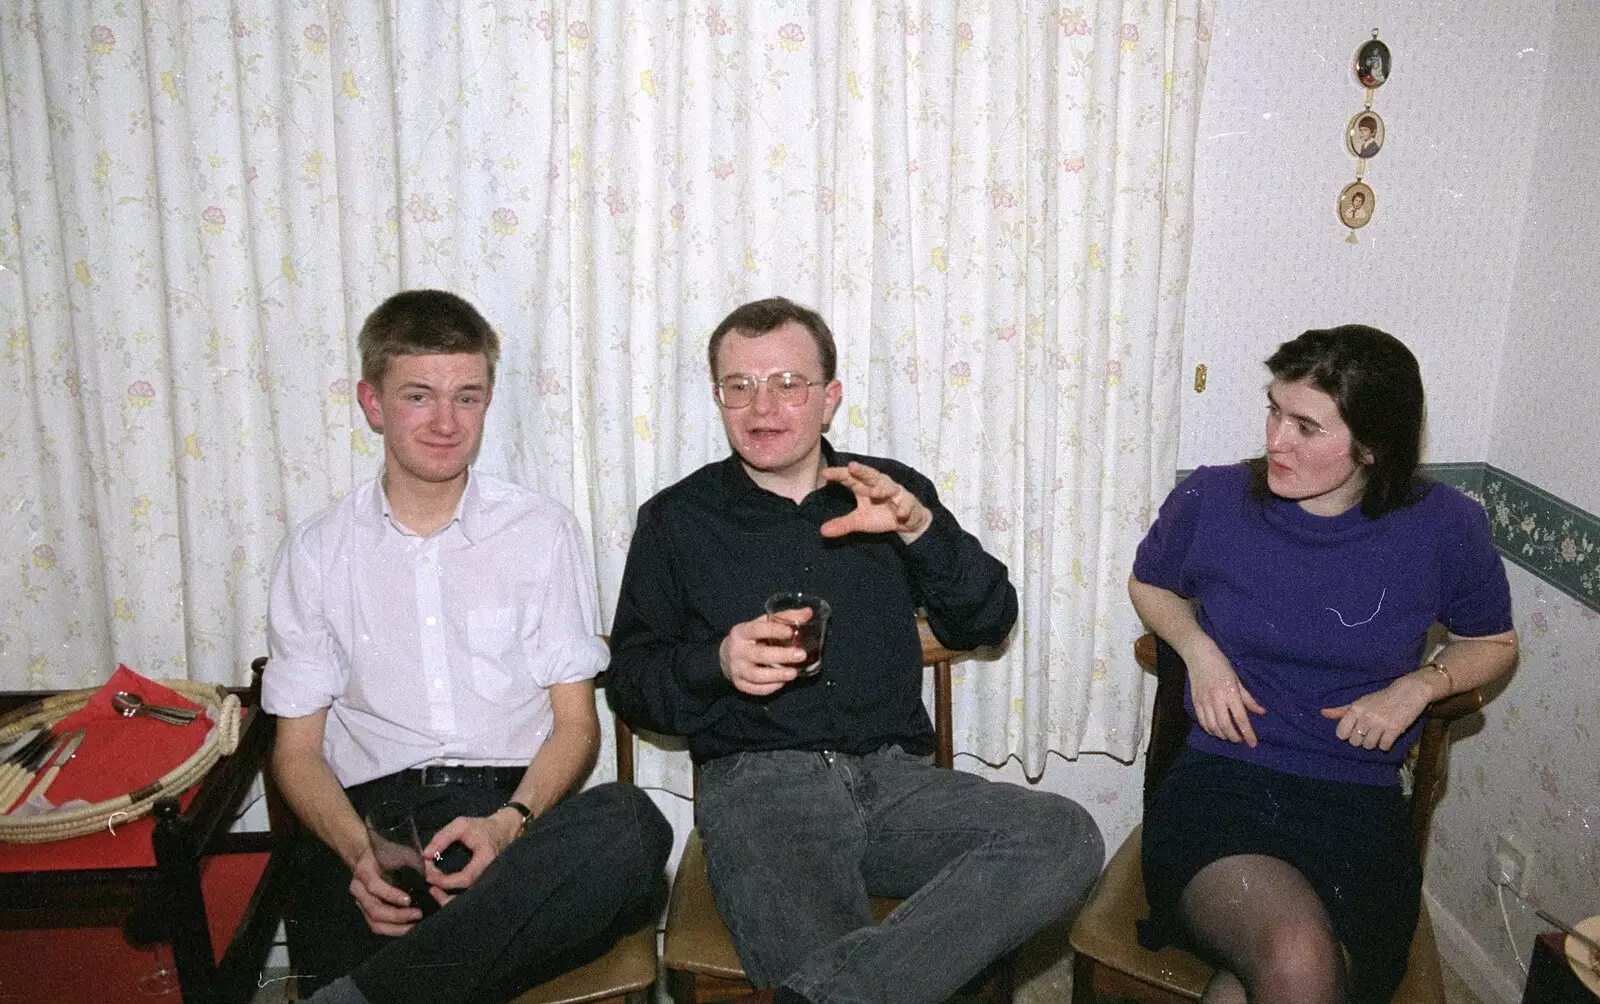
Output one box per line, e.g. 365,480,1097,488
606,440,1017,763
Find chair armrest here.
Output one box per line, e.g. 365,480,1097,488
1134,635,1189,798
1408,685,1483,858
592,672,636,786
1133,633,1158,672
1425,688,1482,723
916,617,967,667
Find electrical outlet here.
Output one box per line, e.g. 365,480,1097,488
1490,833,1532,895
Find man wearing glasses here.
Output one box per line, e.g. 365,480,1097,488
607,297,1103,1004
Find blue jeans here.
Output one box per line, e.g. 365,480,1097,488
696,747,1104,1004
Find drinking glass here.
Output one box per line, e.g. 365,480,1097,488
365,801,440,918
764,592,831,677
136,941,179,996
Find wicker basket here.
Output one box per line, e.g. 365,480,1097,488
0,680,242,844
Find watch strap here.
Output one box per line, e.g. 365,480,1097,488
499,799,532,836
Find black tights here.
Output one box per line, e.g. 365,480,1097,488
1179,854,1347,1004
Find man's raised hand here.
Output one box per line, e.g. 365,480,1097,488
819,462,932,543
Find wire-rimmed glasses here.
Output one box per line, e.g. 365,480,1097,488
714,371,825,409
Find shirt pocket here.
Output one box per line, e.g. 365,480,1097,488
467,607,519,701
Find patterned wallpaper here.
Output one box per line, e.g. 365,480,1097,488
1429,1,1600,996
1423,465,1597,997
1429,464,1600,616
1425,567,1600,1001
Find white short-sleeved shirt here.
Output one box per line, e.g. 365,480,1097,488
263,470,609,788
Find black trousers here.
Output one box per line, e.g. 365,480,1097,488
285,779,670,1004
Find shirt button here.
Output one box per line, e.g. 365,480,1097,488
825,680,835,687
804,564,813,573
425,616,437,626
433,679,444,689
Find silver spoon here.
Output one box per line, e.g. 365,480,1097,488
110,691,200,725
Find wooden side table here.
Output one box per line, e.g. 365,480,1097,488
0,669,291,1004
1522,930,1600,1004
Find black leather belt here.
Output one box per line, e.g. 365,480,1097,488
390,765,525,789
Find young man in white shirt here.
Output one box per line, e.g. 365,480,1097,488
265,290,669,1004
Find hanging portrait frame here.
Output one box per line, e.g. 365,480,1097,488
1355,37,1391,90
1339,181,1375,230
1346,110,1386,159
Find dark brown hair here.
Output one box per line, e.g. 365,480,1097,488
358,290,500,387
1248,324,1429,517
707,296,837,381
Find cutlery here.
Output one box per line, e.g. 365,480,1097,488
19,728,87,810
1536,907,1600,961
0,729,52,794
0,726,45,765
0,730,68,813
111,691,200,725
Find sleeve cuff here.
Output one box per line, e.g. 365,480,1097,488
899,507,960,573
673,639,735,701
534,635,610,686
259,665,334,718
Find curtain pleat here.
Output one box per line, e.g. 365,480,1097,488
0,1,1212,784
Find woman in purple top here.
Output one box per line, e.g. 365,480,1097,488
1130,326,1516,1004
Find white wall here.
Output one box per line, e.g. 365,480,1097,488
1163,3,1600,1003
1427,569,1600,1004
1430,2,1600,1000
1484,0,1600,507
1178,0,1554,467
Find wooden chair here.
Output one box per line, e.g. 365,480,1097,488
270,665,658,1004
508,687,657,1004
661,616,992,1004
1068,633,1484,1004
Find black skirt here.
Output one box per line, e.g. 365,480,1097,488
1139,746,1421,1004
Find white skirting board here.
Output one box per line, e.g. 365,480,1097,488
1425,887,1524,1004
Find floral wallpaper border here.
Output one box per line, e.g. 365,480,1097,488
1460,465,1600,615
1176,463,1600,615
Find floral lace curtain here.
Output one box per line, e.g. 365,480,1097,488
0,2,1210,778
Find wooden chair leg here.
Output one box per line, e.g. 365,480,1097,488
1071,951,1097,1004
668,969,698,1004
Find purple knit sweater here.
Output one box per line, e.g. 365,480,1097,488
1132,464,1512,785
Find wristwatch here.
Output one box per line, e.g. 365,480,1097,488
499,799,532,838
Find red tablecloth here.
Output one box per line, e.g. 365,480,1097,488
45,665,208,805
0,851,270,997
0,667,215,872
0,789,200,872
